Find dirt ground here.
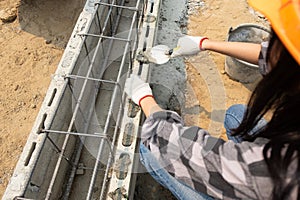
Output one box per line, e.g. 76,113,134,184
184,0,267,138
0,0,84,196
0,0,266,198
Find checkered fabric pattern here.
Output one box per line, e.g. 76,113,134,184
141,111,273,199
140,42,274,199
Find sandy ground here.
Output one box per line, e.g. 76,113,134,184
0,0,266,198
185,0,267,137
0,0,84,196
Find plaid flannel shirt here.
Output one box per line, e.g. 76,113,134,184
141,111,272,199
141,43,273,199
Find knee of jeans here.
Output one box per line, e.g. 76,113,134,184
224,104,246,130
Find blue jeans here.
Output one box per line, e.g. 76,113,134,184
139,144,213,200
224,104,267,143
140,104,267,199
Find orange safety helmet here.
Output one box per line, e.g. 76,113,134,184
248,0,300,65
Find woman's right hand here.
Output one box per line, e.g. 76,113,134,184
171,35,209,57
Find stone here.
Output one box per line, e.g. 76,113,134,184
45,39,52,44
0,8,17,23
14,85,19,91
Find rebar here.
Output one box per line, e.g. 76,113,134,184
63,0,136,198
85,0,142,199
45,0,120,198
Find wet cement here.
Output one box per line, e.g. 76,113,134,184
135,0,189,199
150,0,188,113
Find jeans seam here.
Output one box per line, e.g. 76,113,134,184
224,112,243,131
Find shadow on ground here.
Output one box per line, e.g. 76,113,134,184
18,0,85,48
135,166,177,200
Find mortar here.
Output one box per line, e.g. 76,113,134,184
225,24,270,83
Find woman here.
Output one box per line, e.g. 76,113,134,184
125,0,300,199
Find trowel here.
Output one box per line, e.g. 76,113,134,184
136,45,172,64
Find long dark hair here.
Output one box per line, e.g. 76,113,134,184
232,31,300,199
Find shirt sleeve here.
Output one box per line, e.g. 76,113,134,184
141,110,272,199
258,41,271,76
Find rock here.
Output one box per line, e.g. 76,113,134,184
14,84,19,91
15,57,25,65
31,104,37,109
220,70,226,74
0,8,17,23
45,39,52,44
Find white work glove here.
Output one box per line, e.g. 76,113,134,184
124,74,153,106
171,36,208,57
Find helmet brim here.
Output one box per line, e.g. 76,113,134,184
249,0,300,65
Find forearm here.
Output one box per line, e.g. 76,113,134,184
140,97,163,118
202,40,261,65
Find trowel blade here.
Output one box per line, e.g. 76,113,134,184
148,45,170,64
